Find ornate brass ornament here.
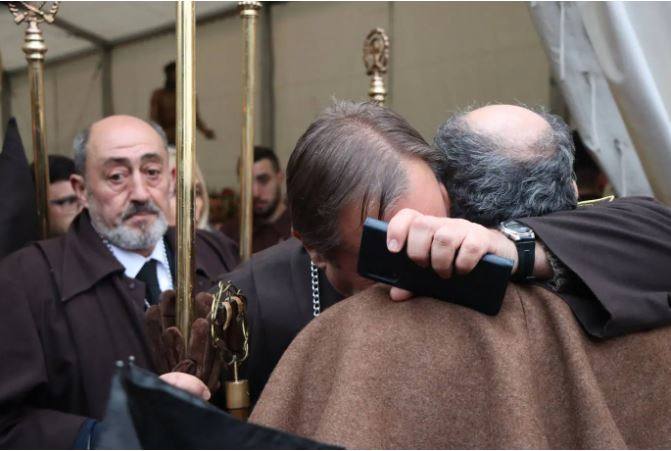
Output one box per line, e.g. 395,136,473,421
8,2,60,25
210,281,250,419
7,1,61,239
363,28,389,106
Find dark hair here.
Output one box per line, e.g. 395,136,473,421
31,155,78,184
435,108,577,226
287,100,445,258
164,61,176,75
254,146,280,172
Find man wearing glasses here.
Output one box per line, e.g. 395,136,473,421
32,155,83,237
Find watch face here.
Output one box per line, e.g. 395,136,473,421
504,221,531,233
501,220,535,240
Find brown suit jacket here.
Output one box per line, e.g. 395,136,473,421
0,211,238,449
250,284,671,449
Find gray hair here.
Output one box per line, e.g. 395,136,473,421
435,108,577,226
73,120,168,176
287,100,446,258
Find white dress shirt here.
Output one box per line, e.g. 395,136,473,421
108,238,173,292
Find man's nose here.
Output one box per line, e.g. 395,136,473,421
129,173,151,201
252,182,261,198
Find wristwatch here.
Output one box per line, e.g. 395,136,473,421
498,220,535,282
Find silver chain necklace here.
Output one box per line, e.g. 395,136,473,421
310,261,321,317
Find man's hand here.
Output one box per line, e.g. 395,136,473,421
160,372,211,401
386,209,519,301
145,291,223,393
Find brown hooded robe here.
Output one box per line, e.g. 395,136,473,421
250,284,671,449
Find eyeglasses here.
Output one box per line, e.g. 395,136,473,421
49,195,80,213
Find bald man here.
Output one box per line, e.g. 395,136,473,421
249,104,671,447
0,115,238,449
227,101,671,407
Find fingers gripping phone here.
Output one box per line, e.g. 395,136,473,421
357,218,514,316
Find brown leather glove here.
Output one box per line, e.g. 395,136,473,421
144,290,222,393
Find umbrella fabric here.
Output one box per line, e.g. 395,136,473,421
94,362,341,450
0,118,37,259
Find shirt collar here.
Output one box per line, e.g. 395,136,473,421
107,238,170,280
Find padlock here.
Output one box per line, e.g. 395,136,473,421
225,361,250,420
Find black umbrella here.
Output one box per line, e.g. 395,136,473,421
94,361,341,450
0,118,38,259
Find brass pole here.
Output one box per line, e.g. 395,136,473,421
363,28,389,106
238,1,261,262
8,2,61,238
175,0,196,343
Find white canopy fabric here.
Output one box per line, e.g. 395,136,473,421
0,2,235,72
579,2,671,204
529,1,654,199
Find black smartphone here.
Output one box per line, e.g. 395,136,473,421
357,217,514,315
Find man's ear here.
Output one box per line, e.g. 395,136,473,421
292,229,327,268
277,169,285,185
572,180,579,199
71,174,88,208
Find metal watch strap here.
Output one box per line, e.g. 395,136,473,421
512,239,535,282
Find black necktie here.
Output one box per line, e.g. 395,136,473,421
135,259,161,306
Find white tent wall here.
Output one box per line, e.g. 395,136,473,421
4,2,550,192
271,1,550,165
111,15,271,192
391,2,550,143
10,53,103,160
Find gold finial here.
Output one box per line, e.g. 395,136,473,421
238,1,261,17
363,27,389,106
8,1,60,25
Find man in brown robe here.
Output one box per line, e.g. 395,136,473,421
0,116,238,449
220,146,292,253
251,284,671,448
226,102,671,406
248,103,671,447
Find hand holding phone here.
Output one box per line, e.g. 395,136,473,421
357,218,513,315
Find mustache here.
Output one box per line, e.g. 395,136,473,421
122,201,161,220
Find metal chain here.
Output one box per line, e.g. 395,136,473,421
310,261,321,317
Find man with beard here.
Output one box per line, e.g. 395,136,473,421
30,155,83,237
0,115,238,449
220,146,292,253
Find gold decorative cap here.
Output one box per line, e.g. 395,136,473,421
363,27,389,76
8,1,60,25
238,1,261,16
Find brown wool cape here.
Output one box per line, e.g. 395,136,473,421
250,284,671,449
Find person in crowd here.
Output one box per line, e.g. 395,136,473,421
248,103,671,448
220,146,292,253
0,115,238,449
31,155,83,237
220,101,671,404
166,145,214,231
